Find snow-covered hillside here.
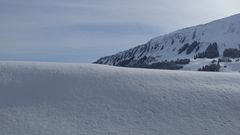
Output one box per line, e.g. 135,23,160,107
0,61,240,135
95,14,240,71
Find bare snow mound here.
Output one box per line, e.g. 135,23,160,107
0,61,240,135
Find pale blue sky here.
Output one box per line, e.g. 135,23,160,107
0,0,239,62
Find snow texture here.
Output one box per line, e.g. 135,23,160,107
0,61,240,135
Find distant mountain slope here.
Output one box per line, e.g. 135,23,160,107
95,14,240,70
0,61,240,135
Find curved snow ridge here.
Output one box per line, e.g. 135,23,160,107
0,61,240,135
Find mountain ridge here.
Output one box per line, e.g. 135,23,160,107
95,13,240,71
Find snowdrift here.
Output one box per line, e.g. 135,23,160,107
0,61,240,135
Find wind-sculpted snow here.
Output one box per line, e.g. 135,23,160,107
0,61,240,135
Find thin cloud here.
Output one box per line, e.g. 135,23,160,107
0,0,239,62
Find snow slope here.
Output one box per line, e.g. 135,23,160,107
0,61,240,135
181,58,240,72
95,14,240,66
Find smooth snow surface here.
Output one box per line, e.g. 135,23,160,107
0,61,240,135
